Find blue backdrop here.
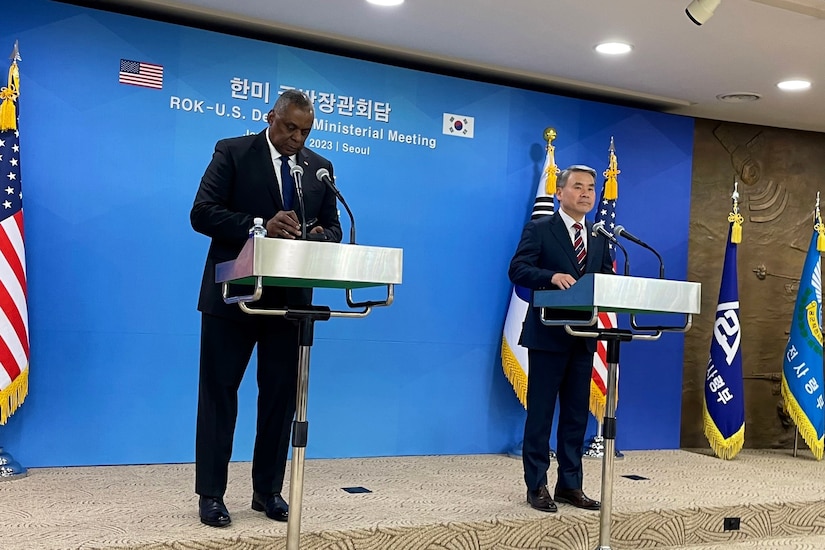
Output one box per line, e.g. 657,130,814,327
3,0,694,467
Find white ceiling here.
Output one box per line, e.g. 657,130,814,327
116,0,825,132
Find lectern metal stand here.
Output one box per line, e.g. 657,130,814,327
535,273,701,550
216,236,402,550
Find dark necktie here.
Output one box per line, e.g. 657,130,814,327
573,222,586,273
280,155,294,211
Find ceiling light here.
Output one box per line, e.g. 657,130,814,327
777,80,811,91
595,42,633,55
366,0,404,6
686,0,721,25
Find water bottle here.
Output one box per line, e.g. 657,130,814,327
249,217,267,238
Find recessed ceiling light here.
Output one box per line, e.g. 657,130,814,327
595,42,633,55
366,0,404,6
777,79,811,91
716,92,761,103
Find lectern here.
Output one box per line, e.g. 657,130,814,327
534,273,701,550
216,235,403,550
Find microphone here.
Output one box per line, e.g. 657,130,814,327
591,220,630,276
290,164,307,240
614,225,665,278
316,167,356,244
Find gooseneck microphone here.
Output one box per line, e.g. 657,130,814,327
290,164,307,240
591,220,630,276
614,225,665,278
316,167,356,244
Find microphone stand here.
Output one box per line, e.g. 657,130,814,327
614,241,630,277
615,226,664,278
317,168,356,244
593,223,630,276
339,195,356,245
291,165,307,240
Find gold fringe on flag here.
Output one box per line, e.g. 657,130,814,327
781,378,824,460
543,127,558,195
0,59,19,132
815,193,825,252
501,339,527,409
589,380,606,422
702,399,744,460
729,180,743,244
0,367,28,425
602,137,619,200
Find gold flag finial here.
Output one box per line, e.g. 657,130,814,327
602,136,619,200
0,41,20,132
815,192,825,252
728,179,743,243
543,127,559,195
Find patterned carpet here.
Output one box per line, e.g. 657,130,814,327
2,449,825,549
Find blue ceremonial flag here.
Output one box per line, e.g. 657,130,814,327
703,225,745,459
781,230,824,460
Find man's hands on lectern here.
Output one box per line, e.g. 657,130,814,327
267,211,301,239
266,211,326,239
551,272,577,290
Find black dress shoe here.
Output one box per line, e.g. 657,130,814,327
526,485,557,513
199,496,231,527
554,487,600,510
252,491,289,522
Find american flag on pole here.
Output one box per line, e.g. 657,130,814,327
119,59,163,90
0,43,29,425
590,139,620,421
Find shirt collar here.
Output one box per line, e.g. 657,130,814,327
265,130,293,162
558,208,585,230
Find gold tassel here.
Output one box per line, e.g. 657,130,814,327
544,166,557,195
731,222,742,244
728,211,743,244
815,218,825,252
0,61,19,132
602,148,619,200
543,128,558,195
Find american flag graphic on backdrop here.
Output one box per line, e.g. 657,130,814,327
119,59,163,90
0,53,29,425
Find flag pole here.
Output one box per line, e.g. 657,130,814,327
0,41,28,481
505,127,560,462
585,137,623,460
0,446,27,480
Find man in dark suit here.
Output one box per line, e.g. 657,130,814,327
508,165,613,513
190,89,342,527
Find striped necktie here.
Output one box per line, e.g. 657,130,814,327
573,222,586,273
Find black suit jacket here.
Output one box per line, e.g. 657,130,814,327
191,130,343,320
508,213,614,352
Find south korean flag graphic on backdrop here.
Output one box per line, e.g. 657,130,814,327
442,113,475,138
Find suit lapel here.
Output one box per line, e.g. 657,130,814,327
549,214,580,273
584,220,597,272
251,130,284,210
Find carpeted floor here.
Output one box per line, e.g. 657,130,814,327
2,449,824,549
